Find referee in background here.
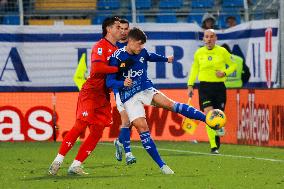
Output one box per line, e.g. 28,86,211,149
187,29,237,154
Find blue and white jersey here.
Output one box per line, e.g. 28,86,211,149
106,47,168,103
116,41,128,49
113,41,128,94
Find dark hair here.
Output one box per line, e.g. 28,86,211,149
102,16,120,37
221,43,231,53
119,18,129,25
226,16,236,22
128,27,147,44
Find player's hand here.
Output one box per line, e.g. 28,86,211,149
167,56,174,63
216,70,226,78
124,78,132,87
118,58,134,73
188,86,194,97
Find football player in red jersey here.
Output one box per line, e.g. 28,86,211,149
48,16,132,175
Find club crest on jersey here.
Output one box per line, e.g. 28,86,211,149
97,48,103,55
139,57,144,63
208,56,212,61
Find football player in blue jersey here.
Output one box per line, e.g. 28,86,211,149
113,18,138,165
106,27,210,174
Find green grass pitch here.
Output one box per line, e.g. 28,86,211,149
1,141,284,189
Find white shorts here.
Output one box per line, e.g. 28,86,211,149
123,87,159,122
115,93,125,113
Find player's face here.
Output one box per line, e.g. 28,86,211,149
109,21,121,41
203,30,217,50
128,39,144,54
120,23,129,41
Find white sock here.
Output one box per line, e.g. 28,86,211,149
54,154,64,163
70,160,81,168
125,152,132,157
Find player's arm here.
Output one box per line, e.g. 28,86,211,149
91,46,118,74
106,56,125,89
92,61,118,74
223,50,237,76
147,52,169,62
73,53,87,90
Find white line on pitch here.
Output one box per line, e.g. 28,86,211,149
100,142,284,163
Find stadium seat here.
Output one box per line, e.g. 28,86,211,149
63,19,91,25
3,15,20,25
222,0,244,8
135,0,151,10
187,14,203,25
97,0,120,10
29,19,55,25
191,0,214,9
187,9,205,25
125,14,146,23
29,19,91,25
92,11,114,25
156,11,177,23
34,0,97,10
159,0,183,9
252,12,265,20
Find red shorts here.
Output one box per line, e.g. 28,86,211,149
76,89,112,127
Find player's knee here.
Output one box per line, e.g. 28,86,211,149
132,118,148,133
135,123,149,133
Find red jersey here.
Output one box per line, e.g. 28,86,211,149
76,38,118,126
82,38,118,93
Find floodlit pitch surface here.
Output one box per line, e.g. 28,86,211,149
1,142,283,189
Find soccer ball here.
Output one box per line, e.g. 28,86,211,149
206,109,226,130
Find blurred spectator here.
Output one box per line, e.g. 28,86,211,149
226,16,237,28
222,43,251,88
201,13,217,30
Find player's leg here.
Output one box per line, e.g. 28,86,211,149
48,119,88,175
203,106,219,154
114,93,135,163
151,91,206,123
198,82,221,154
211,83,227,153
68,101,112,175
68,124,105,175
124,91,174,174
132,117,173,174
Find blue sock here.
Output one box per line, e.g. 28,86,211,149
140,131,165,168
173,102,206,122
118,127,131,153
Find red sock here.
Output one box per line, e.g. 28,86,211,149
75,125,104,163
58,120,87,156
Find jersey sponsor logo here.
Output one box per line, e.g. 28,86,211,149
208,56,212,61
97,48,102,55
123,69,143,78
